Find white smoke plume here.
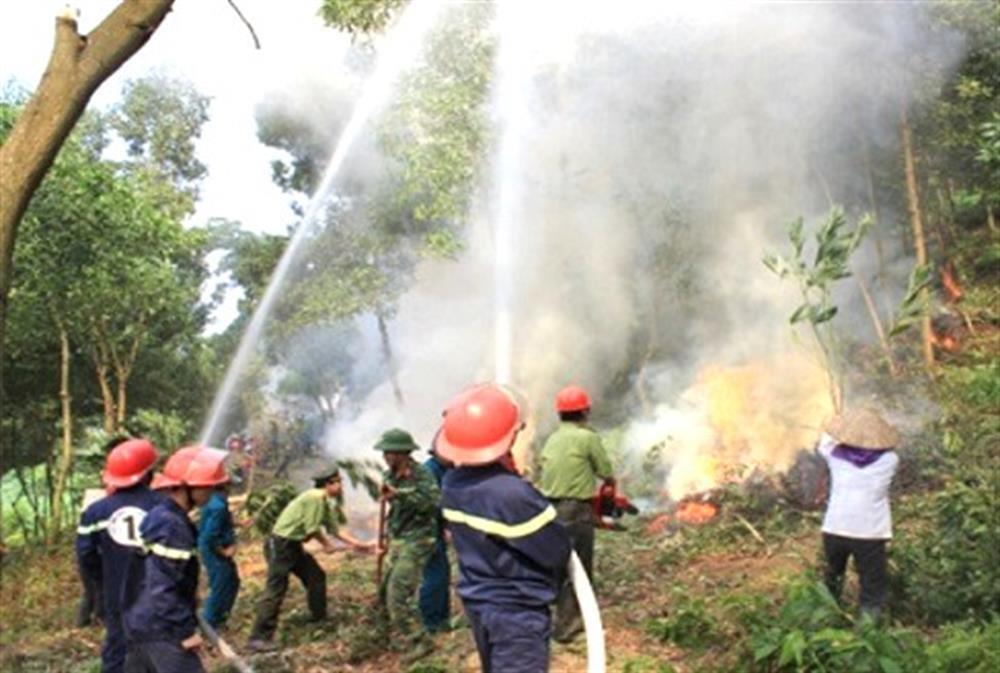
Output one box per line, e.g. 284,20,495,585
221,2,967,498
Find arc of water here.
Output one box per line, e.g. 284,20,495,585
492,0,531,385
199,0,444,446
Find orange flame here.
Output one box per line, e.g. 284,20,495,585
931,329,959,353
941,265,964,303
675,500,719,525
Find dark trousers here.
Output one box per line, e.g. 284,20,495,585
823,533,888,617
249,536,326,641
201,551,240,628
102,611,126,673
419,538,451,632
77,572,103,627
550,498,594,642
465,602,551,673
124,640,205,673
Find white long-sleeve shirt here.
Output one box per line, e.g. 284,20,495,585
818,433,898,539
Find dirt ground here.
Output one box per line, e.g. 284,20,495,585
0,516,816,673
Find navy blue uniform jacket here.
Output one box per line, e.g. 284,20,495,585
197,492,236,557
76,485,164,617
122,499,200,643
441,463,571,608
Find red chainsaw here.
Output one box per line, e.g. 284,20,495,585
592,482,639,531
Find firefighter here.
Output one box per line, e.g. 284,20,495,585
419,443,452,633
248,468,373,651
374,428,440,661
198,464,240,629
436,383,572,673
538,385,615,643
817,407,900,621
121,446,229,673
76,438,163,673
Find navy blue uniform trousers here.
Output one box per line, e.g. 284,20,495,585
123,640,205,673
465,602,552,673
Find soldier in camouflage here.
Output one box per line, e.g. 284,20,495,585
374,428,440,663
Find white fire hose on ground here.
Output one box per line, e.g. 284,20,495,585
569,550,606,673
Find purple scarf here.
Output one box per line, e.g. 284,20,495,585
832,444,885,468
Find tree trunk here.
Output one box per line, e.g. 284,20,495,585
92,348,117,433
115,367,128,430
0,0,175,405
49,322,73,543
376,311,405,408
860,132,889,296
856,275,898,376
900,108,935,369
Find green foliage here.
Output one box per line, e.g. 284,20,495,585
110,72,210,217
763,207,870,410
319,0,407,35
246,481,299,535
922,620,1000,673
745,580,924,673
647,594,720,651
762,208,869,328
622,657,678,673
887,264,932,338
127,408,192,454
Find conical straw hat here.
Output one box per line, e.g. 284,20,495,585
823,407,899,450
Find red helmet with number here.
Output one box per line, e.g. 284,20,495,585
434,383,524,466
184,447,230,487
555,385,591,413
156,446,201,489
102,438,159,488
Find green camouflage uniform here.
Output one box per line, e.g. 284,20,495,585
379,460,440,644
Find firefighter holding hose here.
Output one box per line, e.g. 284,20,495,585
436,383,572,673
76,438,163,673
121,446,230,672
539,385,615,644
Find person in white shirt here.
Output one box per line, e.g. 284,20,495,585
817,407,900,620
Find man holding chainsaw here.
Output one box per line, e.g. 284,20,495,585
436,383,572,673
374,428,440,663
539,385,615,644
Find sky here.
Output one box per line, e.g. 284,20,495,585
0,0,359,329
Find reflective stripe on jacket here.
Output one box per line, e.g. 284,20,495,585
75,486,165,617
441,463,571,608
122,499,200,643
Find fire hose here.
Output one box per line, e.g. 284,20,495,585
198,614,254,673
570,550,605,673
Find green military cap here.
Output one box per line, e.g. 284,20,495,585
313,467,341,487
374,428,420,453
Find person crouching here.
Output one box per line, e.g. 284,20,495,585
818,407,900,621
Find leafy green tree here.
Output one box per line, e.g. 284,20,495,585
110,72,210,218
319,0,407,35
763,208,870,412
0,1,176,392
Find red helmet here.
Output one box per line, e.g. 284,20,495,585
150,472,171,491
157,446,201,489
183,447,230,487
434,383,524,466
102,438,159,488
555,385,591,413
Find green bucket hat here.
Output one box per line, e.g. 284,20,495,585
374,428,420,453
313,467,341,487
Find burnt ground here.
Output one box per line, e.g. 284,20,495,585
0,511,818,673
